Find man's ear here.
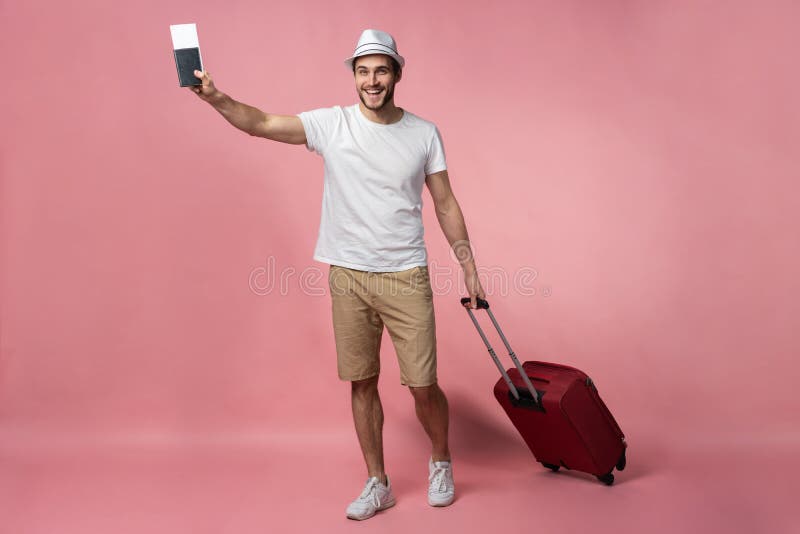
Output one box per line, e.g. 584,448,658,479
396,69,403,83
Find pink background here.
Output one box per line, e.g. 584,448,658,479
2,0,798,532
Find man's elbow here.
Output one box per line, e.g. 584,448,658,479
249,115,271,138
435,195,458,218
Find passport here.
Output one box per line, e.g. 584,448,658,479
170,23,204,87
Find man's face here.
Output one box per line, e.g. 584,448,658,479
354,54,401,111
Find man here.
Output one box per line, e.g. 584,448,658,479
189,29,486,520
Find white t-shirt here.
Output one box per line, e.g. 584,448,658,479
297,104,447,272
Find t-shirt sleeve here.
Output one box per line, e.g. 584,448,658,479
425,126,448,175
297,107,340,155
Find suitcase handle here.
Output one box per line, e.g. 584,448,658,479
461,296,490,309
459,297,541,405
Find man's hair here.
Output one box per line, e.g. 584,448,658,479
352,56,402,76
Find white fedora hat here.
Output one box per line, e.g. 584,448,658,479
344,29,405,70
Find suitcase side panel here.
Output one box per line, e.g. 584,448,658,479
561,381,625,474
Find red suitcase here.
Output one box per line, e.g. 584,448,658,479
461,297,627,485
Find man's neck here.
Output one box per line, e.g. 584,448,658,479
358,101,404,125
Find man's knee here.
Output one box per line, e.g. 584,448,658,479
408,383,441,405
351,375,380,398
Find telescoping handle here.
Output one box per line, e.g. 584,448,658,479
460,297,541,405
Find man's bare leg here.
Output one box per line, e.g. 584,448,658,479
351,376,387,483
409,383,450,461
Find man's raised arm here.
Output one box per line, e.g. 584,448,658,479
188,69,306,145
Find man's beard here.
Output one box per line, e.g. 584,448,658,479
359,81,396,111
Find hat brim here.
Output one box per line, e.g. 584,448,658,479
344,49,406,70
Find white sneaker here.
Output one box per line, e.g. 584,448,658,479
428,458,455,507
346,476,396,520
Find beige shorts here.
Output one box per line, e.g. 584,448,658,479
328,264,437,387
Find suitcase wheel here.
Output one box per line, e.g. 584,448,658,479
541,462,560,472
597,472,615,486
616,450,627,471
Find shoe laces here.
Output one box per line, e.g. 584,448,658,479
357,478,382,507
429,466,450,493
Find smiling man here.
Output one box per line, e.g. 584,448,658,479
189,28,485,520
